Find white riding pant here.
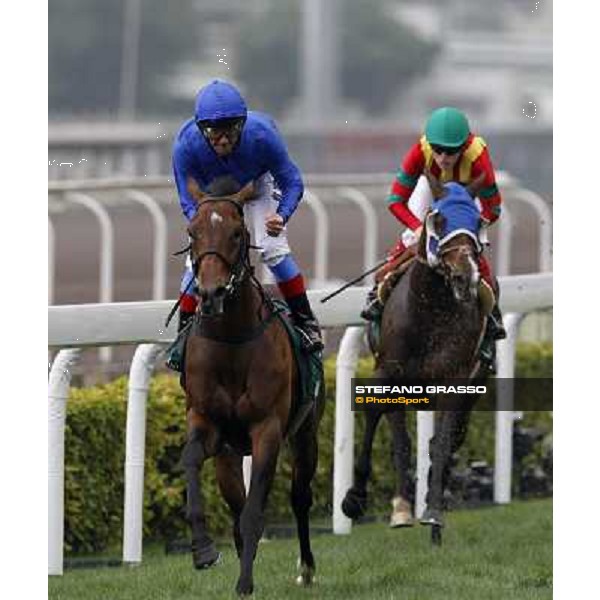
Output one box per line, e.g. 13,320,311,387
243,173,291,266
400,176,433,246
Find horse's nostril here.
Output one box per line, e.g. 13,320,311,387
215,287,226,297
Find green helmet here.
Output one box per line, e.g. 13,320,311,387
425,107,470,148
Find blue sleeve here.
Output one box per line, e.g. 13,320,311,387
261,127,304,224
172,141,199,222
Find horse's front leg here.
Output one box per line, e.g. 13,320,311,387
341,408,383,520
423,410,457,528
182,410,220,569
385,408,415,527
215,451,246,559
236,416,282,596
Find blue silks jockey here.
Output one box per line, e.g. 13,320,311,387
166,80,323,372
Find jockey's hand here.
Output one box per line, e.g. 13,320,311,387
265,213,284,237
413,225,424,241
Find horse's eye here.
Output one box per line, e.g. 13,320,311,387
232,229,242,241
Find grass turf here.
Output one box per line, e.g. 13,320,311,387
49,498,552,600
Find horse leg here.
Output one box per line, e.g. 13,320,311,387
385,409,415,527
215,451,246,559
341,408,383,519
181,422,220,569
422,410,453,527
289,415,319,586
236,417,282,596
442,407,474,490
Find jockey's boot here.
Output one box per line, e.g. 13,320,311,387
479,310,505,374
360,284,383,322
286,292,324,353
165,310,195,372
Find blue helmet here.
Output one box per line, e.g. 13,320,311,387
194,80,248,124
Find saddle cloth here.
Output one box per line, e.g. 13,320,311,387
271,299,324,436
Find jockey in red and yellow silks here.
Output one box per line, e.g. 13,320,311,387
389,132,502,231
361,106,506,370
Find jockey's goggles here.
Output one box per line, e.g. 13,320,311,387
197,118,245,141
430,144,463,156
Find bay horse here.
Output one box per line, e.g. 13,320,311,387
343,173,491,545
180,177,324,595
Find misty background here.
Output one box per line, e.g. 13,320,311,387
49,0,552,196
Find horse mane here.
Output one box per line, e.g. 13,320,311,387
187,175,255,208
206,175,243,197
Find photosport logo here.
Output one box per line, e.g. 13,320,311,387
352,379,552,411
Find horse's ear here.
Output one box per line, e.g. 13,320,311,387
187,177,206,205
466,172,486,198
424,168,446,200
232,182,255,205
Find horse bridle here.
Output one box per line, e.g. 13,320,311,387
186,198,254,300
436,240,481,295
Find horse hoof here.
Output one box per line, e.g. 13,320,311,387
235,579,253,596
389,512,415,528
389,496,415,528
420,508,444,528
193,543,221,570
431,525,443,546
296,560,316,586
341,488,367,519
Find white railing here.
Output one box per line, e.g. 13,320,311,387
48,273,552,574
48,173,552,313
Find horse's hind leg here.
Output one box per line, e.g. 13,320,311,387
385,409,415,527
289,415,319,586
215,451,246,559
236,417,282,596
182,420,220,569
341,409,383,519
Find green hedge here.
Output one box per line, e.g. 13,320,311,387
63,343,552,554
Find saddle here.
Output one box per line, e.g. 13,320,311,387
271,299,324,437
375,247,418,307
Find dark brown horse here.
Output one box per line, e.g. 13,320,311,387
343,174,491,544
180,177,324,595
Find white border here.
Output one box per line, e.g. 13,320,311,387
2,3,47,598
554,0,597,595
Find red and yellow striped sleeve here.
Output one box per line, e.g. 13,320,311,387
387,140,425,230
472,147,502,224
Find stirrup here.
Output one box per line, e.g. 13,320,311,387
165,346,183,372
493,321,507,340
361,300,382,322
295,324,323,353
479,343,497,375
299,330,324,353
